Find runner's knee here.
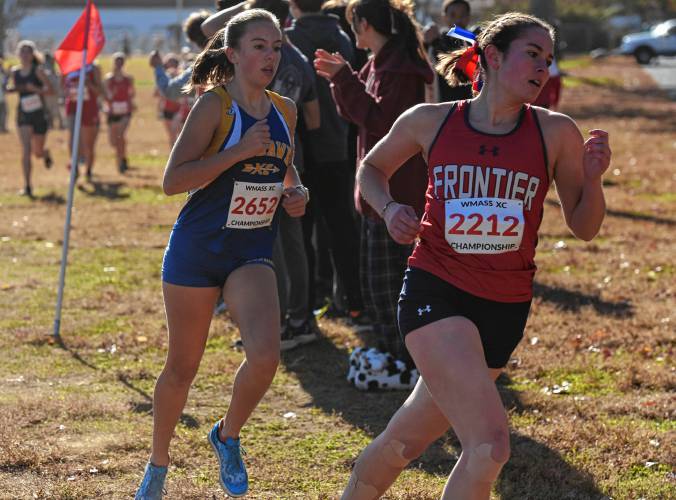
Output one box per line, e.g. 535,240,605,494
245,348,279,377
465,431,510,483
163,358,201,386
386,434,430,464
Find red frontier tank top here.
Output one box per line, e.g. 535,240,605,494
408,100,549,302
64,71,98,116
107,75,133,115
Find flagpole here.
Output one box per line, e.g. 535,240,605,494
53,0,92,339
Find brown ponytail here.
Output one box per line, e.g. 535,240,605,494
185,29,231,93
436,46,476,87
437,12,555,89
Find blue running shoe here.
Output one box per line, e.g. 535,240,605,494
135,462,167,500
208,422,248,497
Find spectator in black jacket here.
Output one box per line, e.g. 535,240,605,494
423,0,473,102
286,0,368,327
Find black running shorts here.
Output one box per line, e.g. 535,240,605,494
107,113,130,125
397,266,531,369
17,109,48,135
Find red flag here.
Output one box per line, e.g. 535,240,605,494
54,2,105,75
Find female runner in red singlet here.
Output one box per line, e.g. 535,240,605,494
340,12,611,500
63,63,106,181
104,53,135,173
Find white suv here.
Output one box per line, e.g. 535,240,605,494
619,19,676,64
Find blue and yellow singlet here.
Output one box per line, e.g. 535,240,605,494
162,87,294,287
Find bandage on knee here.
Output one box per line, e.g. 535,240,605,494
342,440,410,500
382,439,409,468
466,443,504,482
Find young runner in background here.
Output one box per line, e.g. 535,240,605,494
63,62,105,181
11,40,54,197
104,52,135,173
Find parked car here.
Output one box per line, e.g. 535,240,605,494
619,19,676,64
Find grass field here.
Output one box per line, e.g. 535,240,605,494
0,55,674,499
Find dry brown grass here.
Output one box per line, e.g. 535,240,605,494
0,55,674,499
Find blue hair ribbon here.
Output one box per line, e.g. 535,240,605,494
446,25,476,44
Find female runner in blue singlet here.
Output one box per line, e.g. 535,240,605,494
135,10,308,499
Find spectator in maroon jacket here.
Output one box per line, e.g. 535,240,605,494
314,0,433,373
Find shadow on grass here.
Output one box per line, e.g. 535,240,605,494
545,198,675,227
54,336,199,429
36,191,66,205
605,207,676,227
496,374,603,499
497,434,602,500
534,282,634,318
77,180,130,200
282,339,605,497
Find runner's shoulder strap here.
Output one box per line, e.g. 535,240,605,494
203,86,236,158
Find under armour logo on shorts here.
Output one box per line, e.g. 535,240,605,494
417,305,432,316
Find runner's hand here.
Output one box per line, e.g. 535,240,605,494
149,50,162,68
583,129,611,181
423,23,440,45
235,119,270,159
282,187,306,217
384,203,420,245
314,49,347,80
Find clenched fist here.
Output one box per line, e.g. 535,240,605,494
236,119,271,159
282,186,307,217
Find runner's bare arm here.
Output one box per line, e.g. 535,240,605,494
550,114,610,241
280,96,299,188
92,65,108,99
358,104,444,244
164,92,251,195
280,98,306,216
357,104,436,216
35,67,54,95
201,1,248,38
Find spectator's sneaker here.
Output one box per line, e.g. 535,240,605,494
347,310,373,333
288,318,319,345
134,462,168,500
208,423,248,497
280,324,299,351
44,150,53,169
119,157,128,174
314,301,347,320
